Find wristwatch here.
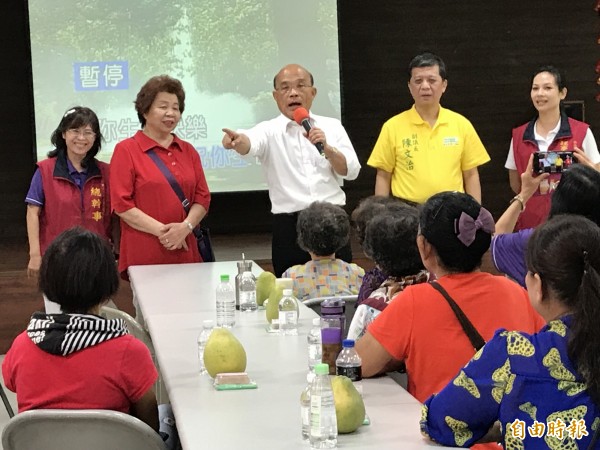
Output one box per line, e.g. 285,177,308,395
509,194,526,212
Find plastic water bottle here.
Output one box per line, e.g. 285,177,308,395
216,274,235,328
278,288,299,335
239,270,257,312
197,320,214,374
308,317,322,371
235,260,252,309
335,339,362,397
300,372,316,440
309,363,337,449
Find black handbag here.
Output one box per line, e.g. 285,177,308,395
147,149,215,262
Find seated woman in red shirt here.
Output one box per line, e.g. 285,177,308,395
356,192,545,404
2,227,158,432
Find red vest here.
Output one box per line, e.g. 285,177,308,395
512,115,588,230
38,154,112,254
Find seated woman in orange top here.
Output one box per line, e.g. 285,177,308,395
355,192,545,403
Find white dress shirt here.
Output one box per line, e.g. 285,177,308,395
241,113,361,214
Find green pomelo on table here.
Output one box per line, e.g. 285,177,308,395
331,375,366,434
203,328,247,378
265,285,284,323
256,271,276,306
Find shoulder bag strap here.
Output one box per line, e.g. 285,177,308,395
430,280,486,351
147,149,190,214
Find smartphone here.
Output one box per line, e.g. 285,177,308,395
532,151,577,175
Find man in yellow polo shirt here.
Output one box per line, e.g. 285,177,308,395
367,52,490,204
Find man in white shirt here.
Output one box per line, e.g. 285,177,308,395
222,63,361,276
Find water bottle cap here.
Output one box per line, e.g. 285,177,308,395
314,363,329,375
202,320,214,327
237,261,253,272
312,317,321,326
275,278,293,290
342,339,355,348
283,288,293,296
220,274,230,282
321,298,345,316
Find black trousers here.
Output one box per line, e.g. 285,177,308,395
272,212,353,277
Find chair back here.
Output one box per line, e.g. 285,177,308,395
100,306,168,404
100,306,153,349
1,409,167,450
303,294,358,337
0,383,15,418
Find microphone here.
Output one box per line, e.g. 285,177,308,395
293,107,324,154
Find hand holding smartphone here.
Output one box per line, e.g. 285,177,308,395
532,151,577,175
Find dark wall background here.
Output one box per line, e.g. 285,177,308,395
2,0,598,241
1,1,35,242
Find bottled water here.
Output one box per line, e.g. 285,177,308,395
216,274,235,328
300,372,316,440
239,270,257,312
309,363,337,449
235,260,252,309
335,339,362,397
308,317,322,371
278,288,299,335
197,319,214,374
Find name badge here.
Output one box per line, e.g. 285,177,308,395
443,137,459,147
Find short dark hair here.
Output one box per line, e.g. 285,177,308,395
48,106,103,168
549,164,600,226
135,75,186,127
39,227,119,314
408,52,447,80
297,201,349,257
527,215,600,406
351,196,411,246
363,208,424,277
532,65,566,91
420,192,492,273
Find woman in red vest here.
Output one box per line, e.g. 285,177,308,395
504,65,600,230
25,106,113,312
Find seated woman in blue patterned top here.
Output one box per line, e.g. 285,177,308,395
421,214,600,449
283,201,364,301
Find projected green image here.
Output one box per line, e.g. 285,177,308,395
29,0,340,192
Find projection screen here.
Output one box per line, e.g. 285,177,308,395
28,0,341,192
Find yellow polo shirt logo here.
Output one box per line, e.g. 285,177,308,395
443,137,459,147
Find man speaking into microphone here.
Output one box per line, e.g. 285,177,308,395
222,63,361,277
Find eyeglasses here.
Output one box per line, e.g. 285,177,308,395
67,128,96,139
275,83,313,95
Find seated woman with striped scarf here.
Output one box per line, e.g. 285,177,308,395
2,227,158,432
